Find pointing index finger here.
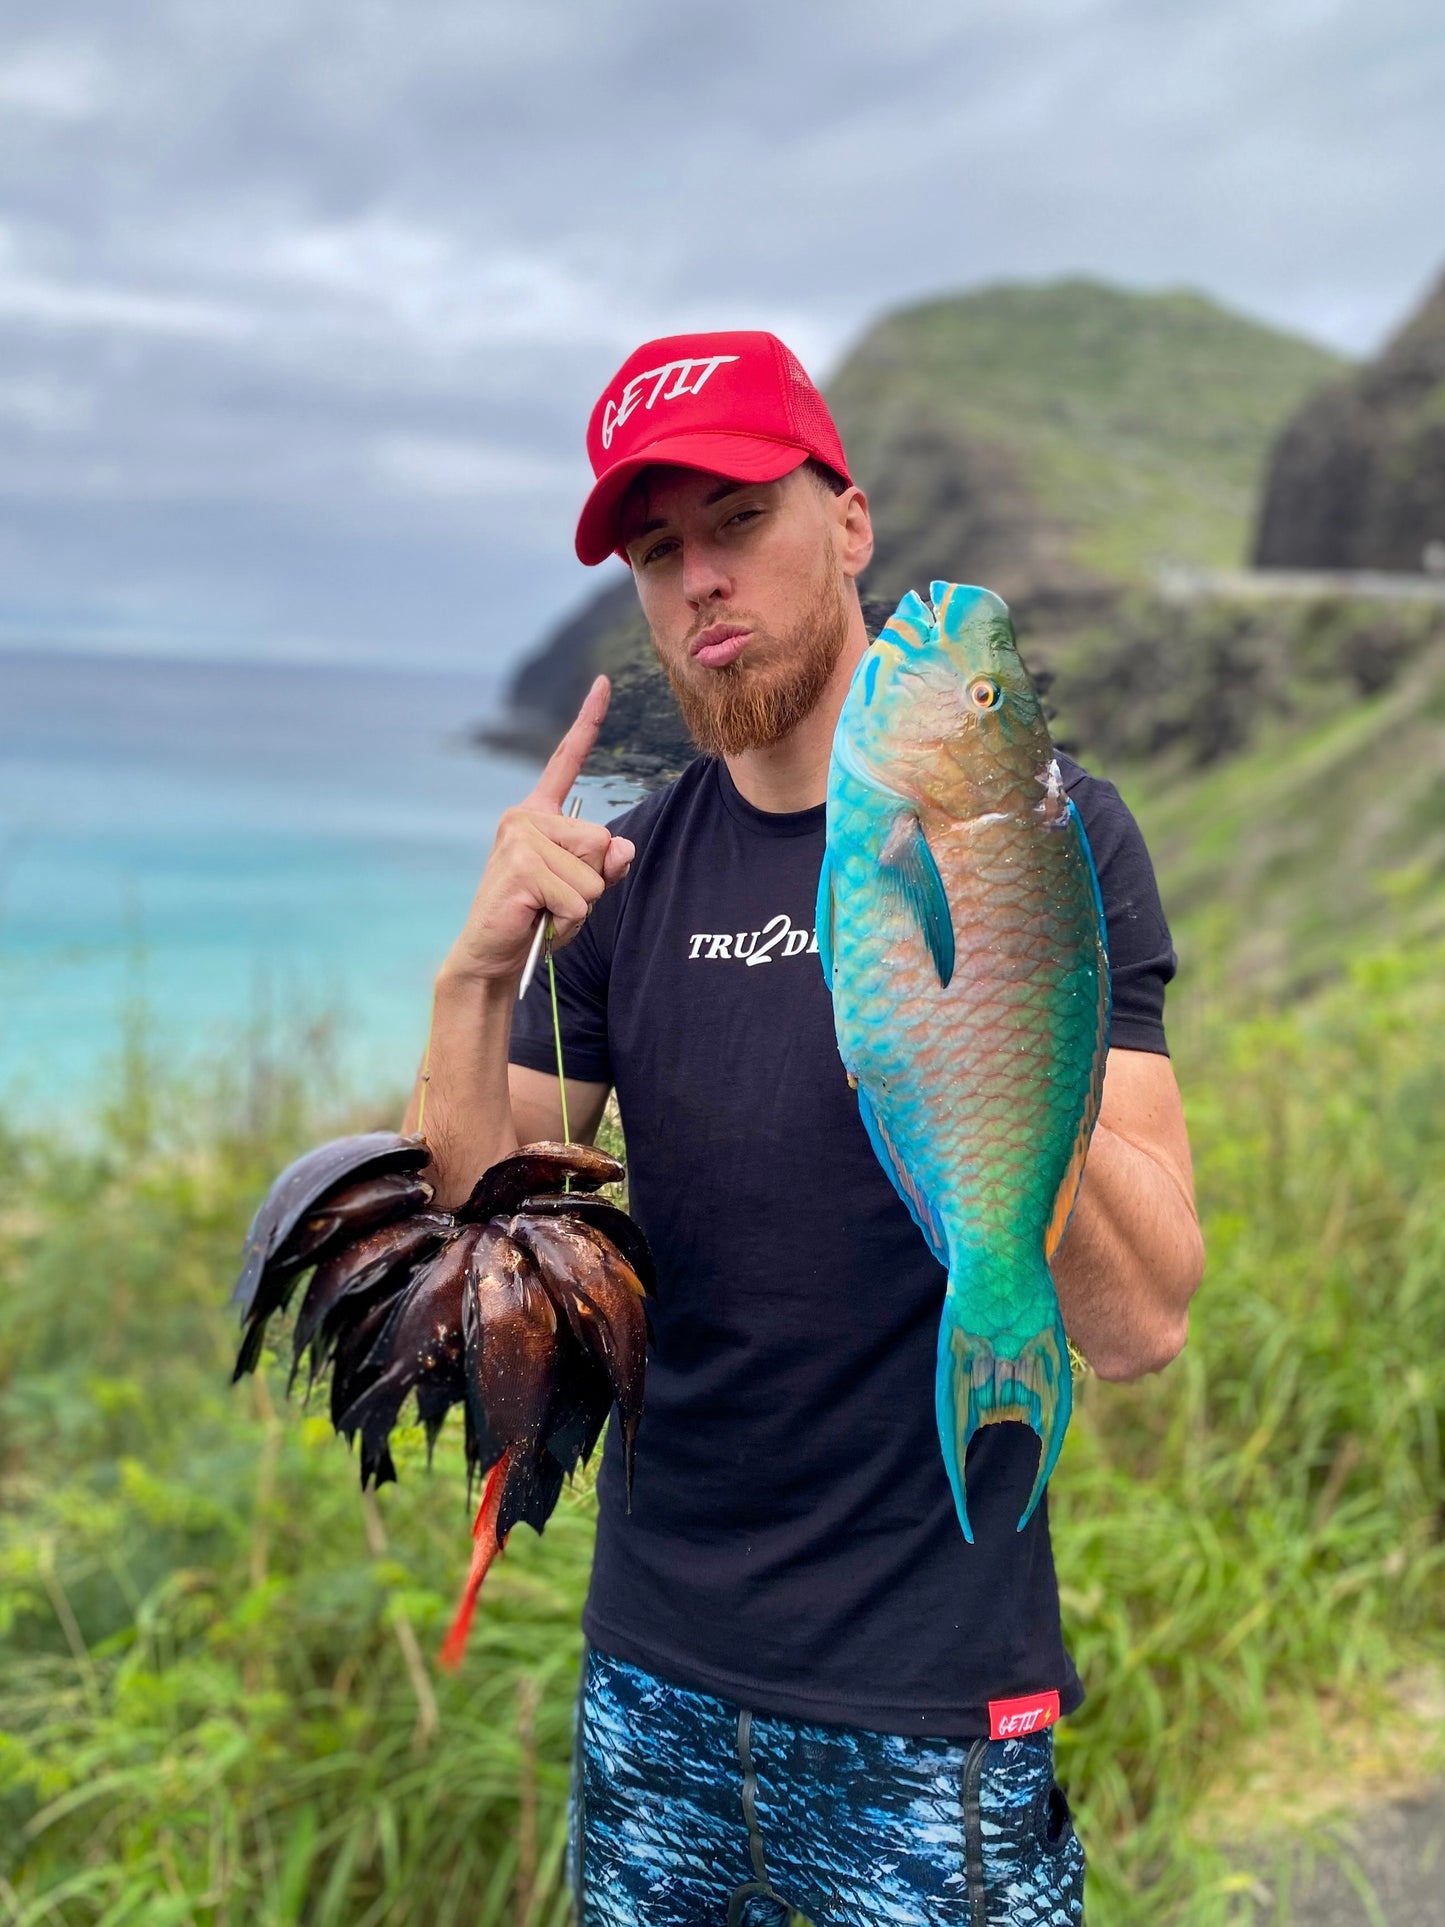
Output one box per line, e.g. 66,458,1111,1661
526,675,611,814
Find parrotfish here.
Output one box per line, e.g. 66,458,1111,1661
817,582,1109,1538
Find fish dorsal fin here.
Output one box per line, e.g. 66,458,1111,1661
815,848,835,991
930,581,1007,639
878,589,936,656
855,1080,949,1269
879,813,955,989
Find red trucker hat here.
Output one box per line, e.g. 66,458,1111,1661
575,330,852,565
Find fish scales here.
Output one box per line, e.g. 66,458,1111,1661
819,582,1109,1540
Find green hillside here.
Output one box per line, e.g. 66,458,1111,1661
831,279,1346,587
496,279,1346,767
1053,594,1445,993
1137,643,1445,993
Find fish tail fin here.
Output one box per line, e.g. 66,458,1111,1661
936,1296,1073,1540
438,1449,511,1671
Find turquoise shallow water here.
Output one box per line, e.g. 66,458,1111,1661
0,646,619,1123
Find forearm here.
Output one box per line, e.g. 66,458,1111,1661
1051,1118,1204,1381
401,677,632,1209
403,966,521,1209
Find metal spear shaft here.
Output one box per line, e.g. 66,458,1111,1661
516,792,583,1001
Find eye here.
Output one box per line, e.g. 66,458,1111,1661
725,505,764,530
968,677,1001,711
638,536,678,567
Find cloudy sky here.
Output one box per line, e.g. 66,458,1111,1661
2,0,1440,674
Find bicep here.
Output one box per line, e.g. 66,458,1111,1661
509,1063,611,1146
1096,1048,1196,1206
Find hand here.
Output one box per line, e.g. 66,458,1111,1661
441,677,636,986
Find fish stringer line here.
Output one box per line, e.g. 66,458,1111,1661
416,1022,434,1140
546,793,581,1189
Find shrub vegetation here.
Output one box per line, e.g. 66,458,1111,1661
3,950,1445,1924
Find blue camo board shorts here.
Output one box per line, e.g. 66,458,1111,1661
571,1647,1086,1926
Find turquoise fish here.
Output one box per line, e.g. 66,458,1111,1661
817,583,1109,1538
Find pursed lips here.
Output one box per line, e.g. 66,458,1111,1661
689,623,751,670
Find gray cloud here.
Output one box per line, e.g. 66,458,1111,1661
0,0,1440,668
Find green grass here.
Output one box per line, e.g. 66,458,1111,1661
1053,949,1445,1916
0,1046,605,1927
4,950,1445,1924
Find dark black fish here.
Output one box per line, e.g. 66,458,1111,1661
232,1132,428,1318
229,1131,654,1669
277,1170,435,1273
513,1191,657,1297
463,1228,558,1452
289,1212,454,1377
509,1214,647,1494
457,1140,623,1222
335,1224,482,1472
461,1226,614,1523
328,1293,404,1486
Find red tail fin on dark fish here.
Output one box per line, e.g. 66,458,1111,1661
438,1450,511,1670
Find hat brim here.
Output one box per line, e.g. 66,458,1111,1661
574,431,816,566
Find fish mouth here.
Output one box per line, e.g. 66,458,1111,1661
689,623,751,669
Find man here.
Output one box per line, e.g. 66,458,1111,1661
409,333,1204,1925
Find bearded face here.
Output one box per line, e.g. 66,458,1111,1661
651,540,851,758
622,466,860,761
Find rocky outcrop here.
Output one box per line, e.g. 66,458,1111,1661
1255,266,1445,573
1051,592,1445,771
839,408,1112,632
485,577,640,760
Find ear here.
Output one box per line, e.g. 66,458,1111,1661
837,486,874,580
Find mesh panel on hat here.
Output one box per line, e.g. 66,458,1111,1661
777,341,848,477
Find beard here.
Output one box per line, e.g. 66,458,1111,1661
652,554,851,760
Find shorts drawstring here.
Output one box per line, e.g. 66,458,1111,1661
727,1707,789,1926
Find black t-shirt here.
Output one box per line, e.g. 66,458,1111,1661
509,751,1175,1736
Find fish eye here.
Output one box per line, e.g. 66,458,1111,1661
968,678,1001,711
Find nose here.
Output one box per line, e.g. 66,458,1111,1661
681,539,733,611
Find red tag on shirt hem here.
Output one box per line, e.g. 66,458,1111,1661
989,1689,1060,1740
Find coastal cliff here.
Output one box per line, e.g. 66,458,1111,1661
1255,264,1445,573
488,279,1343,780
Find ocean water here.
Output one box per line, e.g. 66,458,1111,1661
0,646,621,1125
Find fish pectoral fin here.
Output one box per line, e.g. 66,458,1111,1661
878,812,955,988
855,1081,948,1269
815,847,835,991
